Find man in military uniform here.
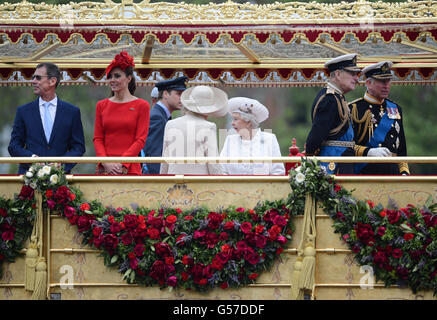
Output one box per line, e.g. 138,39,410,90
350,61,409,175
305,53,362,174
141,76,188,174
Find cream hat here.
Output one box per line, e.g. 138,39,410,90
362,61,393,79
324,53,361,73
228,97,269,123
181,85,228,117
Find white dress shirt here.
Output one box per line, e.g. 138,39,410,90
220,129,285,175
39,96,58,132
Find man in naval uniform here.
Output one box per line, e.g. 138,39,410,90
350,61,409,175
305,53,362,174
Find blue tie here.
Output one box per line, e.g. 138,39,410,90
43,102,53,142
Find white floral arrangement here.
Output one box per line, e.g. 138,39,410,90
23,163,66,191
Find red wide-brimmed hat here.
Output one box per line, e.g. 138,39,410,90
105,51,135,77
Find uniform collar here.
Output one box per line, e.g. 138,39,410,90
364,91,384,105
326,81,344,95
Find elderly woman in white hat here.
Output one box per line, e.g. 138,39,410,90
160,85,228,175
220,97,285,175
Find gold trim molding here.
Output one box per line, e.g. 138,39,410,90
1,0,437,24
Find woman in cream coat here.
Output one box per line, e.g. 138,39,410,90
220,97,285,175
160,85,228,175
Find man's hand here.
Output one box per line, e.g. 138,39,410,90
367,147,392,157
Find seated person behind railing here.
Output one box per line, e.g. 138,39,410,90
220,97,285,175
160,86,228,175
93,51,149,175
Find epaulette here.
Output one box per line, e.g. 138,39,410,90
326,87,336,95
348,97,364,106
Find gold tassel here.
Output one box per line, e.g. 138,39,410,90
290,256,304,300
24,244,38,291
31,257,47,300
299,243,316,290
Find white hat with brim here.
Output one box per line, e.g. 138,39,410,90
228,97,269,124
181,86,229,117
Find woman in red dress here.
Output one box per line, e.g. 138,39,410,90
93,51,150,175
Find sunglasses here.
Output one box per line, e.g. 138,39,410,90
31,75,50,81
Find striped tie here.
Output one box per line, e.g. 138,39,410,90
43,102,53,142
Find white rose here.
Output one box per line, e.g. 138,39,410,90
30,182,37,189
25,171,33,178
29,166,35,172
37,169,45,178
295,172,305,184
295,165,302,173
49,174,58,184
42,165,51,175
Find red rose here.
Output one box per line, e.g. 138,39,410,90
69,193,76,201
103,234,119,250
129,258,138,270
124,214,139,229
207,212,223,230
248,273,258,280
92,227,103,237
128,252,136,260
154,242,172,258
236,207,245,213
47,200,56,210
165,257,175,265
221,244,231,253
182,255,194,266
248,209,255,215
2,231,14,241
373,250,387,266
77,215,92,232
0,208,7,217
176,208,182,214
194,230,206,239
166,215,177,224
80,203,90,212
377,227,386,236
63,206,76,219
224,221,235,230
354,222,374,245
276,247,283,255
185,215,193,221
108,215,115,224
93,236,103,248
268,225,281,240
263,209,278,223
134,244,145,257
273,215,287,227
54,186,71,205
147,227,160,239
218,232,229,241
244,248,260,265
255,225,264,234
336,211,345,221
392,249,403,258
199,279,208,286
121,233,133,245
204,231,219,249
220,282,228,289
379,209,388,217
167,276,178,287
240,222,252,234
387,210,401,224
181,271,189,281
276,235,287,245
45,189,53,199
19,185,34,200
367,200,375,209
110,222,122,233
211,258,224,271
404,233,414,241
334,184,342,192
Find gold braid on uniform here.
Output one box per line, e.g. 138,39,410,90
351,103,373,144
398,162,410,175
313,87,350,136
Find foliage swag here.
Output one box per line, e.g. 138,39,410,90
0,159,436,295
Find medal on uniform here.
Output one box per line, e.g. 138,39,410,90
379,106,385,118
387,106,401,119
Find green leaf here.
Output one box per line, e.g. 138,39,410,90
110,255,118,264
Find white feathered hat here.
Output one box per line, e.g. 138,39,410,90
228,97,269,123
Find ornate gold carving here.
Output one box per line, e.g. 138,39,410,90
1,0,437,23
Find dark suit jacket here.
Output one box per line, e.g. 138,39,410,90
8,98,86,174
141,104,169,174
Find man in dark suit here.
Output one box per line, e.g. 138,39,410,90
8,62,85,174
141,76,187,174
